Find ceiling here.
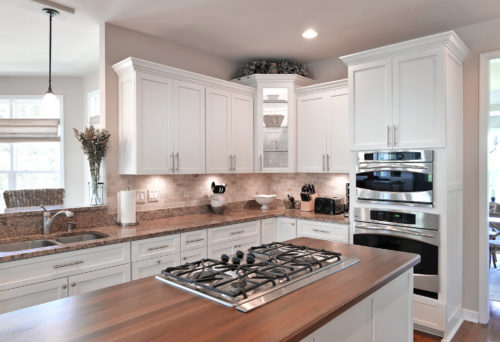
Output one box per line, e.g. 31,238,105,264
2,0,500,76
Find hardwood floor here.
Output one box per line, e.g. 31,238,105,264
413,301,500,341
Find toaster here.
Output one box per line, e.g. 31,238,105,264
314,197,344,215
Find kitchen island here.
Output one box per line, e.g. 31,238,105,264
0,238,419,342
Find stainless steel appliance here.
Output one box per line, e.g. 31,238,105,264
314,197,344,215
156,242,359,312
356,150,433,206
353,207,439,298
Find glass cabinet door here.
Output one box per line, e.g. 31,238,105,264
262,88,289,169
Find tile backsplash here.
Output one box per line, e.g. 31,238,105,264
107,173,349,213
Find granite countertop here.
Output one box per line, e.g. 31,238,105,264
0,238,420,342
0,209,349,263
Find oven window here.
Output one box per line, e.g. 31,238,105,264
356,171,432,192
353,234,438,275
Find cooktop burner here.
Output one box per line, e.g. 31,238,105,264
156,242,359,312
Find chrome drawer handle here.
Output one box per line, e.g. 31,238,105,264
313,229,329,234
71,282,76,287
148,245,169,251
186,238,204,244
62,284,67,289
53,260,84,269
230,230,245,235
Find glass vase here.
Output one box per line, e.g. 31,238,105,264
89,181,104,206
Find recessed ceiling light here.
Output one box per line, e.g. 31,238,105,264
302,29,318,39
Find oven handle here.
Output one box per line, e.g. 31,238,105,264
358,165,431,174
354,223,438,246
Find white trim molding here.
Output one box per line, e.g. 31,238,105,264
463,308,479,323
478,50,500,324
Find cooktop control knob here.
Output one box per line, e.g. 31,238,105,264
232,256,241,265
246,255,255,264
235,250,244,258
221,254,229,263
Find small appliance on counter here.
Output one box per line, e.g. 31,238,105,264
210,182,227,214
117,189,138,226
300,184,317,212
314,197,344,215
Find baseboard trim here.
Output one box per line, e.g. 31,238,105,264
442,308,464,342
463,308,479,323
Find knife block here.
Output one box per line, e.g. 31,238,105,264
300,194,317,212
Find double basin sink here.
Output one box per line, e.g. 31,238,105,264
0,232,108,253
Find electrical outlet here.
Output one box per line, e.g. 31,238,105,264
148,189,159,202
136,190,146,204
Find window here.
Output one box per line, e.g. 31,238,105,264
88,90,100,126
0,97,63,210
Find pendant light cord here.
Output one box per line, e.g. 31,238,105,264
48,11,53,93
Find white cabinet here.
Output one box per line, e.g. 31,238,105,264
297,220,348,243
206,89,254,173
207,221,260,246
180,229,207,251
297,80,349,173
113,57,255,175
234,74,314,173
341,32,468,150
68,264,131,296
261,218,277,244
181,247,207,264
276,217,297,242
0,278,68,314
131,234,180,262
172,80,205,174
207,242,234,259
132,253,180,280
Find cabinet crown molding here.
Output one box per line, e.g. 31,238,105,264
233,74,315,88
340,30,470,66
112,57,255,96
296,79,348,95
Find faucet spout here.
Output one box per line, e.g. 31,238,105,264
41,206,74,235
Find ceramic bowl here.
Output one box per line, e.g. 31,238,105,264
263,115,285,127
254,194,276,210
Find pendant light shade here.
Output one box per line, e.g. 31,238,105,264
42,8,60,117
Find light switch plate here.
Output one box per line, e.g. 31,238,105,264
148,189,159,202
136,190,146,204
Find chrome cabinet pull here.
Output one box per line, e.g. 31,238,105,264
175,153,179,171
233,154,236,171
229,155,233,171
326,154,330,171
53,260,84,269
313,229,329,234
147,244,169,251
393,125,398,146
156,259,161,264
259,154,263,171
170,152,175,172
230,230,245,235
186,238,204,244
62,284,68,289
322,154,325,171
182,256,187,261
71,282,76,287
358,225,434,238
387,126,391,147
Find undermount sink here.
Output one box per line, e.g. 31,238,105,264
54,232,108,244
0,239,58,253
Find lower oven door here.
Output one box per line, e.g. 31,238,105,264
353,221,439,298
356,163,433,205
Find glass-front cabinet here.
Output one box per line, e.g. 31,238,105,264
235,74,314,172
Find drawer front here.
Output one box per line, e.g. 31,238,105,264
0,243,130,291
181,247,207,264
297,220,348,243
131,253,180,280
131,234,180,262
207,221,260,246
0,277,68,314
68,264,131,296
233,235,261,253
181,229,207,251
207,242,234,259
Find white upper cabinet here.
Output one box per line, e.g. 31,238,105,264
113,57,254,175
234,74,314,173
173,80,206,174
340,31,469,151
297,80,350,173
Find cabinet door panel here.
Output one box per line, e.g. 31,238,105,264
132,254,179,281
349,59,392,150
297,93,328,172
231,93,254,173
261,218,277,244
328,93,350,173
207,242,234,259
206,88,231,173
393,48,445,148
173,80,205,174
276,218,297,242
181,247,207,264
137,73,172,174
68,264,131,296
0,278,68,314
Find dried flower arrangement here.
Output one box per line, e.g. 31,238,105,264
73,126,110,205
237,59,308,78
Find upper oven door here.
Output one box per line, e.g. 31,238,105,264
356,162,433,205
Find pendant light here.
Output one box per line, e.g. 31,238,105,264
42,8,60,117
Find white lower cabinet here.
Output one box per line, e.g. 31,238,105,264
276,218,297,242
0,277,68,314
131,253,180,280
297,220,348,243
261,218,277,244
181,247,207,264
68,264,131,296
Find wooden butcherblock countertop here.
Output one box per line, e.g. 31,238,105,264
0,238,420,342
0,209,348,263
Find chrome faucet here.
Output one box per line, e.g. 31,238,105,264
40,206,74,235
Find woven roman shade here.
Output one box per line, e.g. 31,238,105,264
0,118,60,142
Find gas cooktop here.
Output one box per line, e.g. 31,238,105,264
155,242,359,312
